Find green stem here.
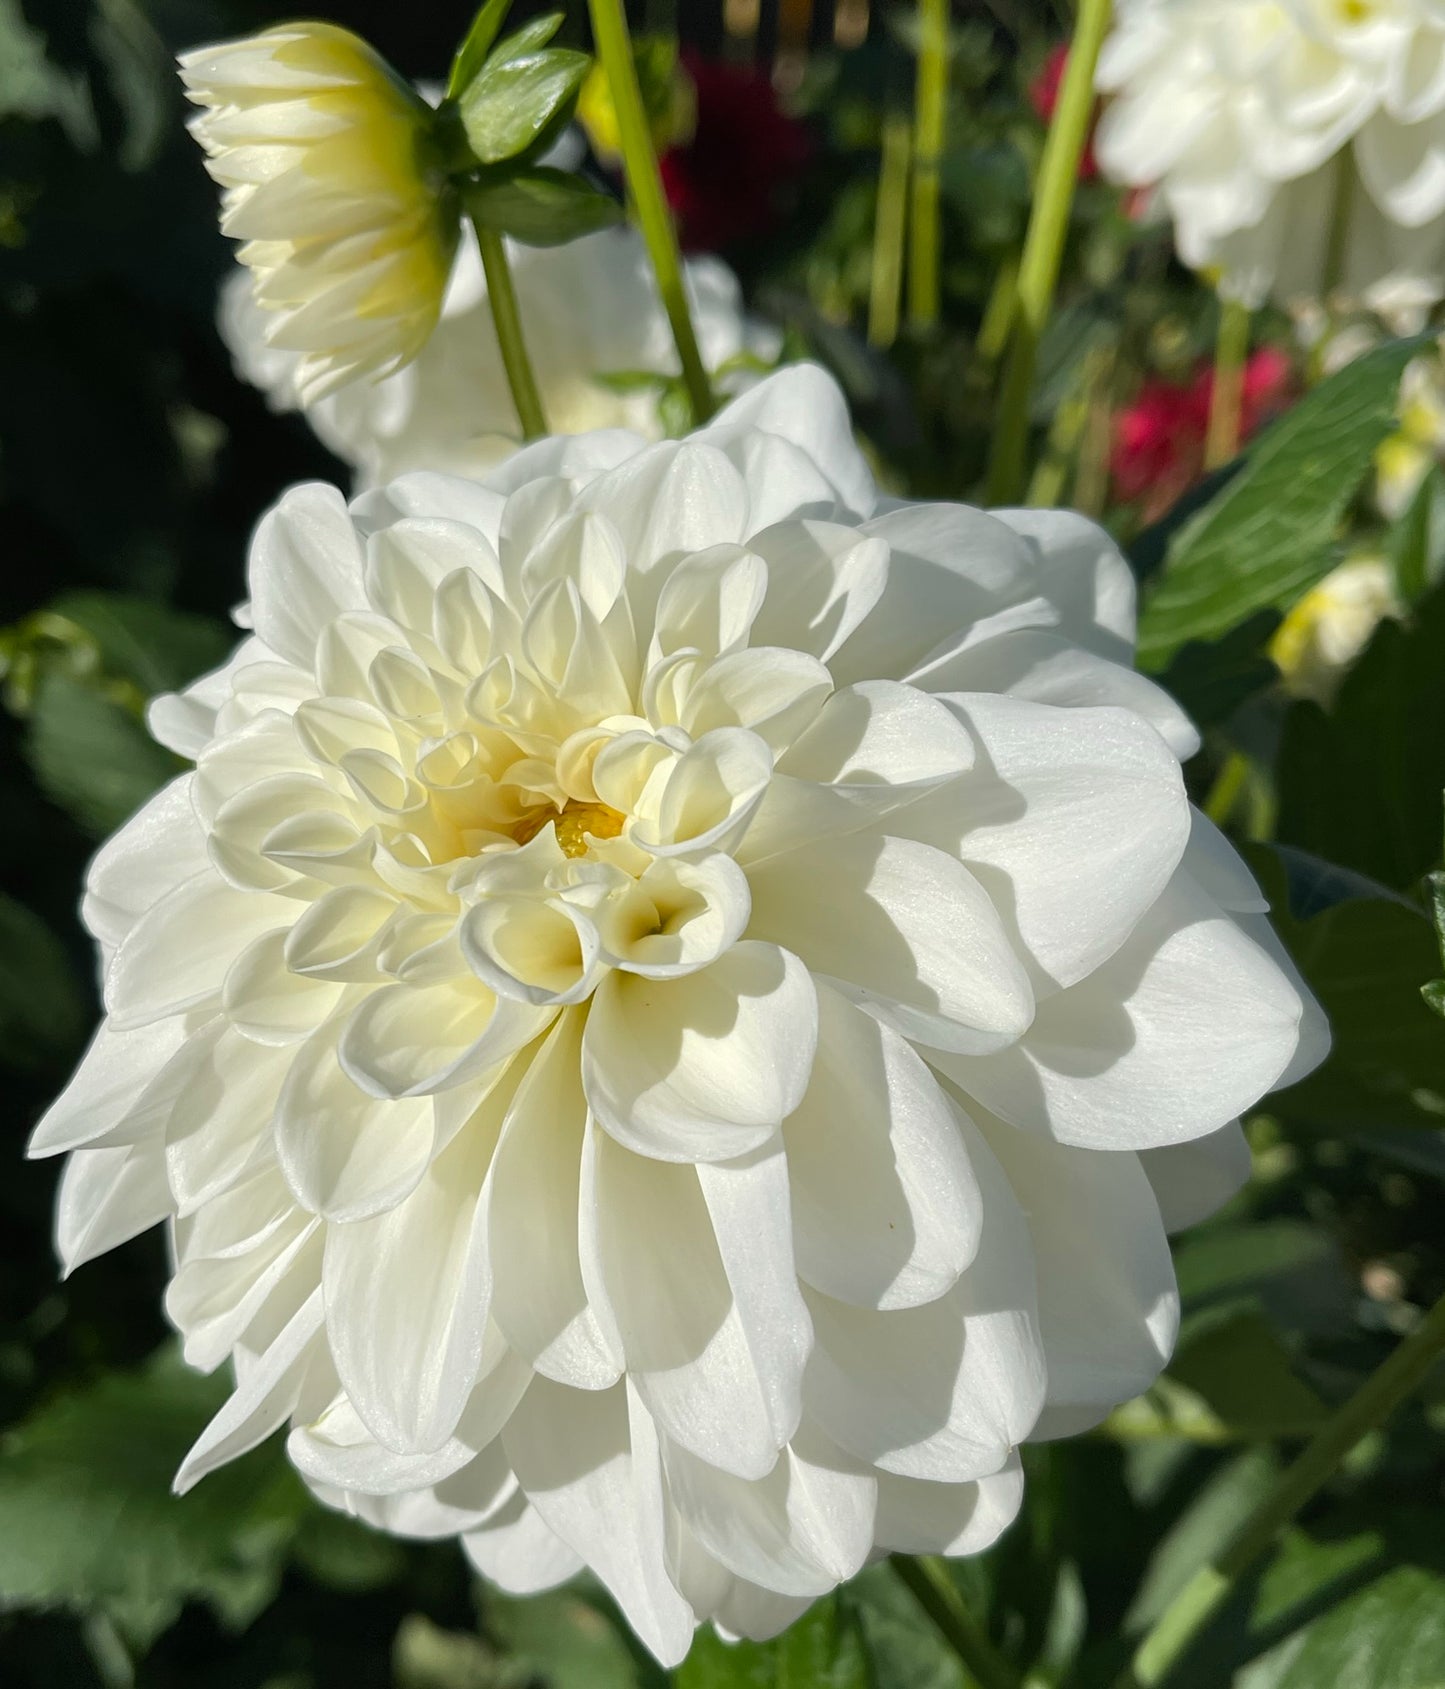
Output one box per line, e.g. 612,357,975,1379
985,0,1111,505
976,255,1019,364
907,0,949,331
869,114,912,350
1204,297,1251,470
586,0,715,422
891,1555,1022,1689
470,216,547,439
1120,1288,1445,1689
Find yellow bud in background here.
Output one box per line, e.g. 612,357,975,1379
179,23,457,405
577,35,696,167
1269,556,1401,705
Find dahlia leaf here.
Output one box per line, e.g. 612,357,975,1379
1136,337,1420,669
0,1345,307,1648
1276,574,1445,891
464,167,623,247
0,890,86,1069
27,668,180,835
446,0,516,100
676,1594,870,1687
46,591,230,697
1238,1561,1445,1688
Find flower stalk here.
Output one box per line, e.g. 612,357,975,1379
891,1555,1022,1689
986,0,1113,506
908,0,949,332
586,0,716,422
1203,298,1250,470
469,215,549,439
1119,1287,1445,1688
869,113,913,349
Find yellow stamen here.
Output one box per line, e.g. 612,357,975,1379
512,799,627,857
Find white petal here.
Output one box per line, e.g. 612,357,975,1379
746,520,890,661
904,695,1191,990
785,984,981,1310
978,1108,1178,1426
937,871,1317,1150
502,1378,696,1667
463,1489,584,1593
274,1021,436,1220
322,1077,528,1452
580,1125,804,1479
801,1114,1044,1481
104,873,292,1029
486,1012,619,1389
28,1016,187,1157
582,943,818,1163
1139,1122,1253,1233
248,482,367,669
874,1453,1025,1555
55,1138,172,1274
82,775,209,952
338,977,550,1099
746,831,1033,1055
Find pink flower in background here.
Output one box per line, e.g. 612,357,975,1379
1112,346,1292,518
661,53,812,253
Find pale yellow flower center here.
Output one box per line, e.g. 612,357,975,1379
511,799,629,858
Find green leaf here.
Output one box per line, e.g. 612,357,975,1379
489,12,567,65
1135,337,1419,669
1275,574,1445,890
1237,1564,1445,1688
28,669,179,836
1173,1219,1335,1307
464,167,623,246
0,1345,308,1648
1167,1308,1328,1440
1156,609,1282,731
1388,463,1445,604
457,38,589,168
847,1562,970,1689
1263,881,1445,1131
48,591,230,695
446,0,515,99
482,1582,647,1688
0,889,87,1068
676,1596,869,1688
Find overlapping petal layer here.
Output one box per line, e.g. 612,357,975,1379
1097,0,1445,316
35,365,1325,1663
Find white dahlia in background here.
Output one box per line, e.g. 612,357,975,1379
182,24,456,403
1096,0,1445,321
221,227,776,484
32,365,1326,1663
1269,554,1401,704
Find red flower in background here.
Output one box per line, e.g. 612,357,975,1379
661,53,812,253
1111,346,1293,519
1030,44,1098,180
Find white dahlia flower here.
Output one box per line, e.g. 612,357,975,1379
33,366,1326,1663
1096,0,1445,317
1269,554,1401,702
221,227,775,484
181,24,457,403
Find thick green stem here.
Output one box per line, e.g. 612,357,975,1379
907,0,948,331
1204,297,1251,470
470,216,547,439
586,0,715,422
1120,1288,1445,1689
891,1555,1022,1689
869,114,912,350
986,0,1111,505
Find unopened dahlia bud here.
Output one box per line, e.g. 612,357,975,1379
1095,0,1445,318
33,365,1326,1663
181,24,457,403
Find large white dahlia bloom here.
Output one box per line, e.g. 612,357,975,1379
1096,0,1445,317
33,366,1326,1663
222,228,773,485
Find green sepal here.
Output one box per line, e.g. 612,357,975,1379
446,0,516,99
464,168,623,247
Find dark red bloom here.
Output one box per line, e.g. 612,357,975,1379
1029,44,1099,181
660,53,812,253
1111,346,1293,518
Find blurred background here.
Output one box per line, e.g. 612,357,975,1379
3,1,1445,1685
